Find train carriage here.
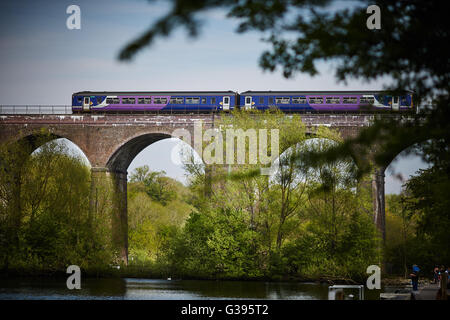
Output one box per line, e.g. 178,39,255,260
239,90,414,112
72,91,238,113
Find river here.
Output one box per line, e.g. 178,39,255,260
0,277,390,300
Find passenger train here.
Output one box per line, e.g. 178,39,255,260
72,90,414,113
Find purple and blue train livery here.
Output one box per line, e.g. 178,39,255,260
239,91,414,112
72,91,238,112
72,90,414,113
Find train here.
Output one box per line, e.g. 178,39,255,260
72,90,414,113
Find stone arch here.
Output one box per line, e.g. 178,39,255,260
106,132,173,173
1,128,92,168
275,132,359,178
94,130,200,265
370,136,433,242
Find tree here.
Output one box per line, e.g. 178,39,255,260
130,166,176,205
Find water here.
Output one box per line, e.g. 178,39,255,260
0,277,389,300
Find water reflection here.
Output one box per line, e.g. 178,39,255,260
0,277,383,300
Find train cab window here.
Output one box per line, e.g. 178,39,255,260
326,97,340,104
269,97,274,104
309,97,324,104
292,97,307,104
343,97,357,104
201,98,207,104
211,97,216,104
275,97,290,104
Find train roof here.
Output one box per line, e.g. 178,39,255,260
73,91,237,96
240,90,414,95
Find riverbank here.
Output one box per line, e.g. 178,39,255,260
1,265,411,286
381,275,431,287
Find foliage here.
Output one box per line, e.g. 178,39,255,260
0,138,112,272
154,111,380,280
127,167,193,265
384,165,450,276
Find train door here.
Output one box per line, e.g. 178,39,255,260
223,96,230,111
83,97,90,111
392,96,399,111
244,96,252,110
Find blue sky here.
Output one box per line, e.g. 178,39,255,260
0,0,428,193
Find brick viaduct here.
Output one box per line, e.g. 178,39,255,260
0,113,400,263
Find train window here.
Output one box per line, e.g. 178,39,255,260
113,98,120,104
292,97,307,104
123,98,135,104
138,98,145,104
245,97,251,105
84,97,89,104
170,97,184,104
186,97,200,104
224,97,229,104
343,97,357,104
77,97,82,103
309,97,324,104
269,97,274,104
202,98,207,104
360,97,375,104
106,98,114,104
259,97,264,104
393,96,399,103
326,97,340,104
96,97,102,104
211,97,216,104
275,97,290,104
154,97,168,104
